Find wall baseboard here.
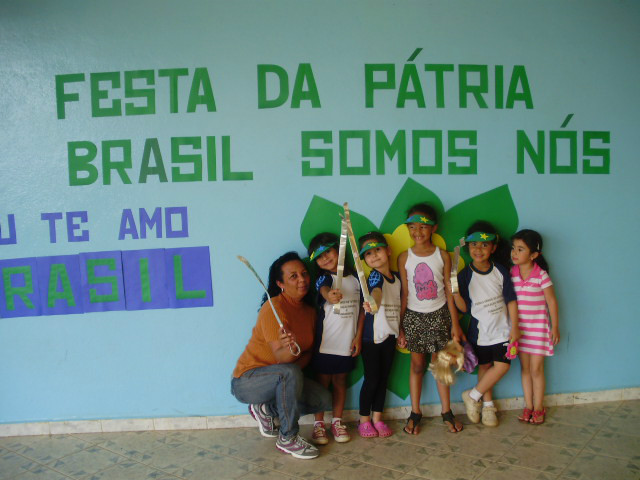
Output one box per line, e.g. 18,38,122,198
2,387,638,438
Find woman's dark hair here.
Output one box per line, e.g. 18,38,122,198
407,203,438,224
261,251,314,307
465,220,511,267
308,232,354,275
511,229,550,271
358,231,387,249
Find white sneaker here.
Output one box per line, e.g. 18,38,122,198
462,390,482,424
311,422,329,445
482,406,499,427
276,434,319,459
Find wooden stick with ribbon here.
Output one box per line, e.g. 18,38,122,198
341,202,378,314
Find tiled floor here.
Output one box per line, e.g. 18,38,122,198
1,401,639,480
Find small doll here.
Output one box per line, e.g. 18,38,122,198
429,340,465,386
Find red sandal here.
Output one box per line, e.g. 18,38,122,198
530,409,546,425
518,408,533,423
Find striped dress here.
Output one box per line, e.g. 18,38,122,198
510,263,554,356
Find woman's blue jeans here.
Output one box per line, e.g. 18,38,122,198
231,363,332,439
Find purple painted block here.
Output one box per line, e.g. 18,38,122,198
164,246,213,309
79,251,126,312
122,249,169,310
0,257,41,318
36,255,84,316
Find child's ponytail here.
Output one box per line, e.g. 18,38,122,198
511,229,550,272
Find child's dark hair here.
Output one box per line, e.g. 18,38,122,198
262,251,314,307
465,220,510,267
308,232,354,275
407,203,438,224
511,229,550,272
358,231,387,249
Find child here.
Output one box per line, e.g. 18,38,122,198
453,221,520,427
397,203,465,434
357,231,401,438
307,233,363,444
511,229,560,425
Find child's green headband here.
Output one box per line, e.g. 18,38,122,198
309,243,335,261
359,241,387,256
404,214,435,226
465,232,497,242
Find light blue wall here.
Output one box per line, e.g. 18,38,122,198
0,0,638,423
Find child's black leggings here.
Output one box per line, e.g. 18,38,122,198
359,335,396,416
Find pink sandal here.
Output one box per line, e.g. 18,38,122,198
373,421,393,437
358,421,379,438
530,409,546,425
518,408,533,423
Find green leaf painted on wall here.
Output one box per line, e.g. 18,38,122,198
379,178,444,234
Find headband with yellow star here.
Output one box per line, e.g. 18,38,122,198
404,214,435,225
359,241,388,256
465,232,497,242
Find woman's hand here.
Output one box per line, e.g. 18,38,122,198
279,328,297,349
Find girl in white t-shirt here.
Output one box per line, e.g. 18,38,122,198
308,233,363,445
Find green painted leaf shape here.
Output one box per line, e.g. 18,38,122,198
300,196,378,249
438,184,519,264
379,179,444,235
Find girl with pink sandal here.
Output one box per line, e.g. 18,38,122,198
356,232,401,438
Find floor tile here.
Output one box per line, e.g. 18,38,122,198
7,436,92,465
477,462,560,480
257,447,344,477
523,422,599,450
170,451,257,480
583,431,640,460
78,461,177,480
334,439,431,473
314,460,405,480
44,446,125,478
236,468,300,480
405,449,494,480
497,439,579,475
543,404,613,428
561,451,640,480
444,428,519,461
0,449,41,480
8,465,71,480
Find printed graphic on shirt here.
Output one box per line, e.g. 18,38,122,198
413,262,437,300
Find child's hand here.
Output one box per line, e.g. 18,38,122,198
397,331,407,349
451,324,466,343
350,336,362,357
551,326,560,345
509,326,521,343
363,301,372,313
327,289,343,305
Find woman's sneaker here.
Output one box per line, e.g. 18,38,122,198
276,434,319,459
331,420,351,443
249,404,278,438
311,421,329,445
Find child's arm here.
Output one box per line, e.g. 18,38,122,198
351,307,365,356
507,299,521,342
397,251,409,349
441,249,465,342
318,285,343,305
543,285,560,345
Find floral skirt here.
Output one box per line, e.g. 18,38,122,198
403,304,451,354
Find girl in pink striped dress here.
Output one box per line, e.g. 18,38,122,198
510,230,559,425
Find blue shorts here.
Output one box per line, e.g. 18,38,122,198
311,351,354,374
